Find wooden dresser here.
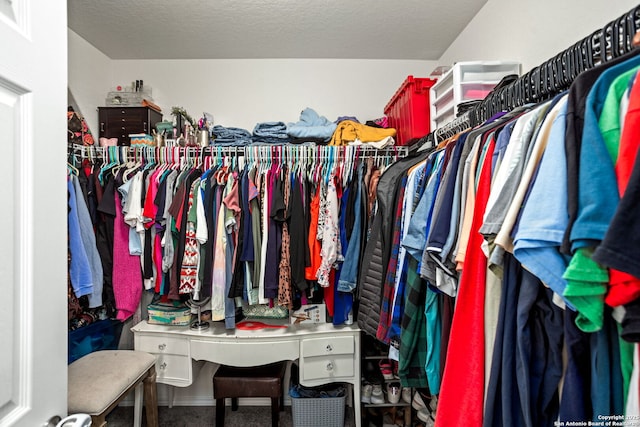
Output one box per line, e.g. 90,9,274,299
98,106,162,146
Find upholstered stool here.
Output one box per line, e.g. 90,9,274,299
68,350,158,427
213,361,287,427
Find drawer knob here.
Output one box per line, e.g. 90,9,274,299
158,343,166,351
326,362,333,371
326,344,333,352
159,362,167,370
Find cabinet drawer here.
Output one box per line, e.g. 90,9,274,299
117,122,149,134
154,353,192,384
301,355,354,381
104,107,146,121
191,339,298,365
301,336,354,358
137,335,188,356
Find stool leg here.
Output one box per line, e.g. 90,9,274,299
133,382,143,427
168,385,175,408
216,398,225,426
143,366,159,427
271,397,279,427
231,397,238,411
90,415,107,427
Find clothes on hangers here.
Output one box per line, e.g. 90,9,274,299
68,144,404,328
353,48,640,426
67,175,103,307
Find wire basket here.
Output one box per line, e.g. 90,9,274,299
291,395,346,427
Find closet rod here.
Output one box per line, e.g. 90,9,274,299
67,143,409,164
467,4,640,126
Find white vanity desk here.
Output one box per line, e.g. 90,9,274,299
132,320,362,426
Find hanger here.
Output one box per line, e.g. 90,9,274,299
67,161,79,176
553,52,568,92
232,146,238,171
539,63,550,99
607,15,627,59
582,35,596,71
627,6,640,50
98,146,119,184
325,146,335,184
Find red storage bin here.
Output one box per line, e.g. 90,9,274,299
384,76,437,146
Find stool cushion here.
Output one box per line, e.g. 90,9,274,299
68,350,156,415
213,362,286,398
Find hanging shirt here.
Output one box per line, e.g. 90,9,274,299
179,178,201,295
305,184,322,282
317,176,342,287
211,173,231,320
513,96,572,304
122,170,144,255
338,164,365,292
258,168,271,304
564,54,640,333
386,160,427,343
68,177,94,298
492,99,561,269
289,173,310,291
112,191,143,321
70,176,104,307
436,136,496,427
265,172,283,299
593,70,640,308
277,171,293,308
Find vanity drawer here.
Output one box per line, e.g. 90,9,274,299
301,336,354,358
137,335,188,356
191,339,299,365
301,355,354,381
154,353,192,385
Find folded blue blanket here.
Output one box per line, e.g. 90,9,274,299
287,108,337,141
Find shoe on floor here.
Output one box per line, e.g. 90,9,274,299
370,383,385,404
429,395,437,412
412,390,428,411
417,408,435,426
387,382,401,404
401,387,412,404
361,383,372,404
378,359,394,380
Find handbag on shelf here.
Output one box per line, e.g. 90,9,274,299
242,304,289,319
67,106,95,146
147,301,192,326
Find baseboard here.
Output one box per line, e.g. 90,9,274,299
118,395,293,407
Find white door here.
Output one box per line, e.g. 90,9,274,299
0,0,68,426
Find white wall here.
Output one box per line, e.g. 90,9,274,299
68,32,434,133
68,30,112,136
437,0,640,75
109,59,435,131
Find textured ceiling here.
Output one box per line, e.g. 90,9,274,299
67,0,488,60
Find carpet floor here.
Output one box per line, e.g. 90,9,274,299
106,405,357,426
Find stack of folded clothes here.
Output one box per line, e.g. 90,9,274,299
252,121,290,144
286,108,337,144
329,119,396,147
211,125,253,145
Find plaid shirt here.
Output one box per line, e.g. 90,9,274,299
388,161,431,343
376,176,407,343
399,256,428,388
